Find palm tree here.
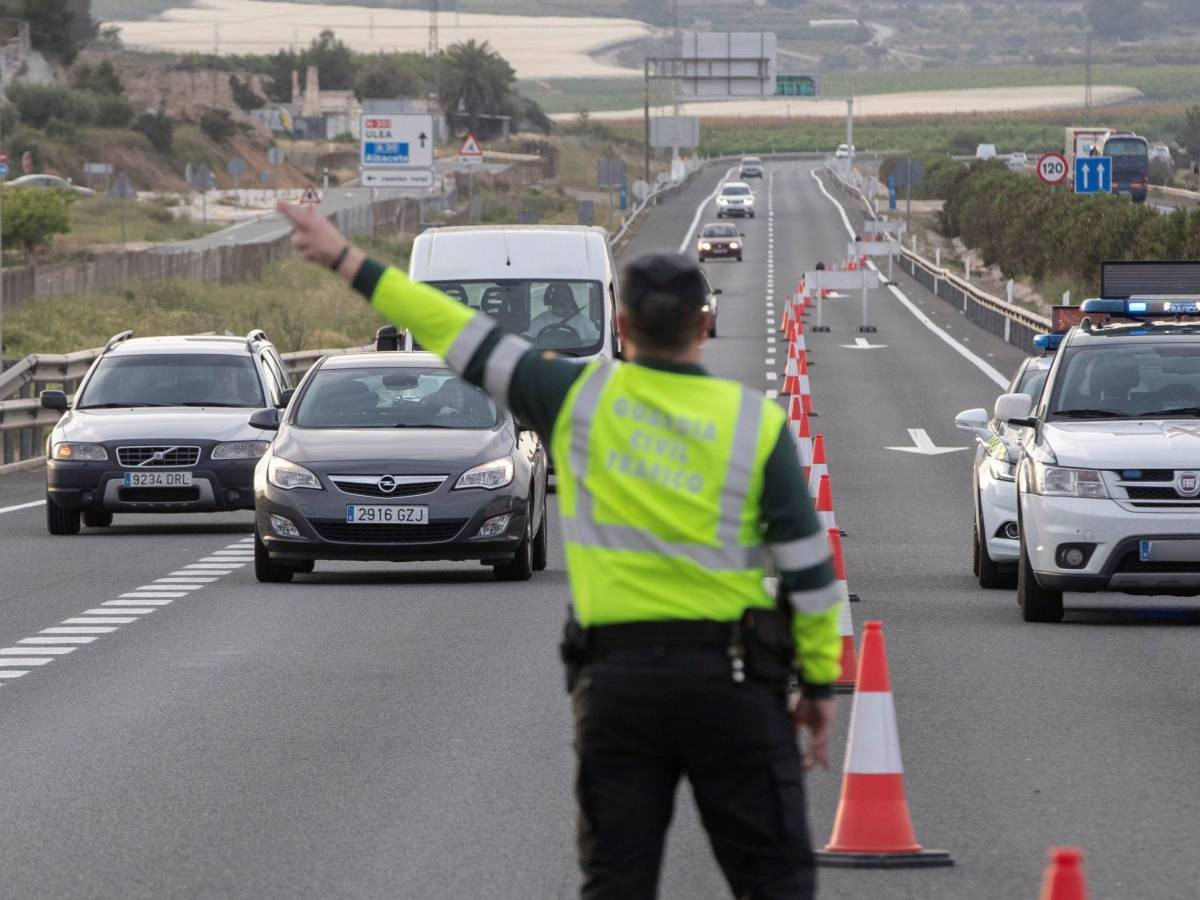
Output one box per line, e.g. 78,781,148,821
438,39,515,137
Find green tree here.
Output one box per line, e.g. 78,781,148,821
353,53,428,102
1179,105,1200,161
1087,0,1143,38
306,29,356,91
0,0,93,64
71,60,125,97
131,110,175,154
438,39,515,138
2,186,74,257
229,75,265,112
199,108,238,144
6,83,96,129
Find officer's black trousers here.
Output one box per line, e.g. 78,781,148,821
572,645,816,900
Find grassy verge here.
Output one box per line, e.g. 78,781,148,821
60,196,220,247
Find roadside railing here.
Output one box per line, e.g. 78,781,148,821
824,165,1051,353
0,342,371,473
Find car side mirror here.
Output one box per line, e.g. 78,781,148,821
712,288,723,295
40,390,68,411
375,324,400,352
248,407,281,430
994,392,1034,425
277,388,295,408
740,232,746,236
954,407,989,437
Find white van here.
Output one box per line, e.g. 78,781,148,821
405,225,621,361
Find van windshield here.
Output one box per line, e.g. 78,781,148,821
426,279,606,356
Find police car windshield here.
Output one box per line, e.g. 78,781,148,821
1048,343,1200,420
294,366,498,429
428,279,605,356
78,354,264,408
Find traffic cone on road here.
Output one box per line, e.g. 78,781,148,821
780,298,793,334
808,435,828,497
815,474,838,534
782,355,800,395
829,528,856,693
1040,848,1088,900
791,410,813,471
798,353,816,416
815,621,954,868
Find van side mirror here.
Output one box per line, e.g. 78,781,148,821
375,325,399,351
277,388,295,408
40,390,69,411
248,407,281,430
994,392,1034,426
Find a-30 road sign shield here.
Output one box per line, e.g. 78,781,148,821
1074,156,1112,194
1037,152,1068,186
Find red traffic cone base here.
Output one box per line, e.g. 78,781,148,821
1040,847,1088,900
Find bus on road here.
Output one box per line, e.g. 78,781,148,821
1101,131,1149,203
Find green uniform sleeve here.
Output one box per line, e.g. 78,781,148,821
761,424,841,698
352,259,584,443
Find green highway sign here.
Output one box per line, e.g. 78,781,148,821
775,75,817,97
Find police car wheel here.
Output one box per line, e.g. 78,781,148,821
976,524,1015,589
83,509,113,528
46,493,80,536
494,520,534,581
1017,534,1063,622
254,529,294,583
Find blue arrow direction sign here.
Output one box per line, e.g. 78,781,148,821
1074,156,1112,194
0,162,8,178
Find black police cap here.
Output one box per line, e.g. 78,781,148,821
621,253,706,313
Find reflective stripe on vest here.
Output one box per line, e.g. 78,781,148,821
561,361,769,572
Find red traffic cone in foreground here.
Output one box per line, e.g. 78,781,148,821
781,355,800,395
815,473,838,534
829,528,856,693
808,434,828,497
791,411,812,470
798,353,816,416
816,621,953,868
1040,847,1088,900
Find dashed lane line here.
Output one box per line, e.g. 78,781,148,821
0,500,45,516
0,537,255,688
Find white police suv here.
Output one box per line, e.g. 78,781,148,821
956,343,1055,588
1001,295,1200,621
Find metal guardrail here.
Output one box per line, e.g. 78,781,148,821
824,164,1051,353
0,342,371,473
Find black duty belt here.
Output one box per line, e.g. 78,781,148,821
585,619,736,652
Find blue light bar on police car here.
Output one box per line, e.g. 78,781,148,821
1080,298,1200,316
1033,333,1064,351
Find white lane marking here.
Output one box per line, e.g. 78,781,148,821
766,372,778,381
178,566,238,573
20,636,97,645
62,617,138,625
84,608,156,616
0,671,30,678
676,166,739,254
0,500,46,515
157,577,218,584
841,337,888,349
766,389,779,399
885,428,969,456
104,599,174,607
0,658,53,666
120,591,188,599
42,626,119,635
808,169,1008,388
1,646,75,655
151,582,208,589
194,559,246,566
211,549,253,556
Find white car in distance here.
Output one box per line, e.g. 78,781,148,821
956,345,1055,588
715,181,755,218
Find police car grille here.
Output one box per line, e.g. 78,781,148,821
1124,487,1183,500
330,479,443,498
312,519,467,543
1114,552,1200,574
1113,469,1173,481
117,446,201,468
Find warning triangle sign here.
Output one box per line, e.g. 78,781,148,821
300,184,321,204
458,134,483,158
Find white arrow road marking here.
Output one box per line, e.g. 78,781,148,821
841,337,888,349
886,428,969,456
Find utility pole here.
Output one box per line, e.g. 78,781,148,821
429,0,441,142
644,60,651,186
1084,32,1093,125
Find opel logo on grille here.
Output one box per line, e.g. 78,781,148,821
378,475,397,494
1176,471,1200,497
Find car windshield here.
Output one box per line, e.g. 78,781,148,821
721,185,751,196
1105,139,1147,157
295,366,498,429
1048,343,1200,419
742,158,761,165
426,279,605,355
77,353,264,408
702,225,738,238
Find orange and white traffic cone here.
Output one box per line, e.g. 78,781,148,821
798,352,816,416
829,527,856,693
815,473,838,534
808,434,828,497
791,410,812,471
780,298,793,334
781,355,800,395
1040,847,1088,900
787,393,803,423
815,621,953,868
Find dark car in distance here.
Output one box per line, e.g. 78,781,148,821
697,223,743,263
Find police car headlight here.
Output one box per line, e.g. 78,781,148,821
52,442,107,461
1030,461,1108,499
699,241,712,250
455,457,514,490
987,456,1016,483
212,441,270,460
267,456,323,490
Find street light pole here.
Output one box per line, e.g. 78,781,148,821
643,59,651,187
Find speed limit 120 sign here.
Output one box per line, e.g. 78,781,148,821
1037,152,1068,186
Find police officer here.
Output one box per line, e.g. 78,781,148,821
278,201,842,900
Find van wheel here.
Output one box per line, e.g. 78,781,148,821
254,530,294,583
1018,536,1063,622
46,494,80,535
83,510,113,528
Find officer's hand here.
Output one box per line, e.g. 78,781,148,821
276,200,351,269
794,697,834,771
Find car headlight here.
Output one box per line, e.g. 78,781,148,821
716,196,729,205
212,441,270,460
267,456,323,490
744,196,755,205
987,456,1016,483
729,241,740,249
699,241,712,250
455,457,514,490
1030,461,1108,499
52,442,107,461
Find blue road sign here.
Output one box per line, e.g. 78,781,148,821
619,184,628,211
1074,156,1112,194
887,174,897,210
0,163,9,178
363,141,411,166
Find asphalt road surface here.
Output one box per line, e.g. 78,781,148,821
2,161,1199,898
